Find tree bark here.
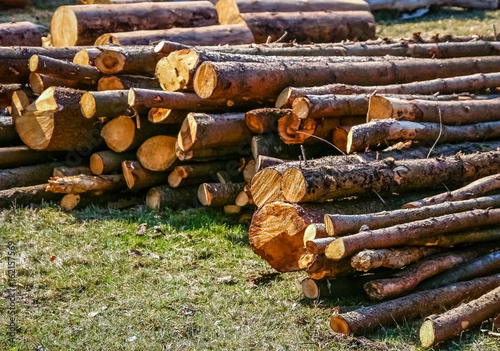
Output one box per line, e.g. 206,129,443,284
0,184,63,208
251,133,328,162
0,84,21,108
0,146,55,169
167,161,230,188
29,73,94,95
53,166,92,178
146,184,199,210
300,253,355,280
245,108,291,134
80,90,133,119
29,55,101,85
122,160,169,191
0,163,60,190
404,173,500,208
0,21,42,46
367,0,498,10
198,182,245,206
330,274,500,335
420,286,500,347
410,227,500,247
50,2,219,46
351,247,442,272
326,208,500,260
97,75,161,91
175,141,243,162
135,135,178,172
256,155,287,171
46,174,126,195
95,46,167,75
90,150,135,175
148,108,188,124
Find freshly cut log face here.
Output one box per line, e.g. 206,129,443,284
73,48,101,66
81,90,131,118
245,108,291,134
148,109,188,124
0,21,42,46
90,150,135,175
50,2,219,46
95,46,166,75
136,135,178,172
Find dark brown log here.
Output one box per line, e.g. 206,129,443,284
330,274,500,335
420,286,500,347
0,184,62,208
198,182,245,206
300,253,355,280
0,22,42,46
29,55,101,85
60,192,142,212
245,108,291,134
0,115,21,146
256,155,287,171
95,46,167,75
90,150,135,175
46,174,126,195
351,247,442,272
29,73,94,95
0,0,30,8
175,141,243,162
251,133,327,162
80,90,131,119
50,2,219,46
0,163,60,190
122,160,169,191
410,227,500,247
167,161,239,188
97,75,161,91
0,146,54,169
53,166,92,178
146,184,199,210
136,135,178,172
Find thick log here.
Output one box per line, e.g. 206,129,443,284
50,2,219,46
136,135,178,172
90,150,135,175
148,108,188,124
60,192,142,212
0,163,59,190
245,108,291,134
249,196,417,272
95,24,254,46
0,184,62,208
95,46,167,75
0,22,42,47
198,182,245,206
367,0,498,10
0,0,30,8
146,185,199,210
29,73,93,95
276,72,500,108
404,173,500,209
351,247,442,272
0,146,54,169
325,208,500,260
46,174,126,195
98,75,161,91
122,160,168,191
80,90,131,119
330,274,500,335
420,286,500,347
325,195,500,236
177,112,251,151
29,55,101,85
53,166,92,177
363,245,494,300
195,57,500,100
16,87,102,151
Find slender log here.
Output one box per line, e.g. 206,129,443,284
303,223,328,246
0,84,21,108
198,182,245,206
146,185,199,210
135,135,178,172
53,166,92,178
175,141,243,162
305,237,339,255
352,247,442,272
245,108,291,134
29,73,93,95
301,254,355,280
0,22,42,47
0,146,54,169
80,90,136,119
46,174,126,195
15,87,102,151
148,108,188,124
404,173,500,209
330,274,500,335
325,208,500,260
302,275,385,300
276,72,500,108
325,195,500,236
97,75,161,91
420,286,500,347
95,46,167,75
410,227,500,247
168,162,229,187
50,2,219,46
29,55,101,85
95,24,254,46
122,160,168,191
256,155,287,171
90,150,135,175
364,245,494,300
0,163,60,190
194,56,500,100
367,0,498,10
60,192,142,212
0,184,62,208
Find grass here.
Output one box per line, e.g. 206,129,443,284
1,1,500,350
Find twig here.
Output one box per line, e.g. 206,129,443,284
427,106,442,158
295,131,346,155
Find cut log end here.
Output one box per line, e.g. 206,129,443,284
136,135,177,172
333,126,351,153
28,55,39,72
73,49,91,66
324,214,335,236
193,62,217,99
61,194,81,212
330,315,351,335
325,240,345,260
95,51,126,75
367,95,391,122
145,187,161,210
89,153,104,175
98,76,124,91
29,73,45,95
100,116,136,152
276,87,293,108
281,168,307,203
80,92,97,118
301,278,319,299
292,97,312,120
128,88,137,107
177,113,198,151
50,6,78,47
251,168,283,207
155,56,181,92
419,320,436,348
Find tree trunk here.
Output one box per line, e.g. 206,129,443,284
95,24,254,46
95,46,167,75
177,112,252,151
29,73,94,95
325,208,500,260
0,21,42,46
0,163,60,190
0,184,63,208
53,166,92,178
16,87,102,151
148,108,188,124
0,115,20,146
198,182,245,206
46,174,126,195
90,150,135,175
146,184,199,210
136,135,178,172
367,0,498,10
122,160,169,191
194,57,500,100
325,195,500,236
50,2,219,46
276,72,500,108
73,48,102,66
404,173,500,208
0,146,54,169
60,192,142,211
364,244,494,300
245,108,291,134
420,286,500,347
305,237,338,255
29,55,101,85
330,274,500,335
80,90,134,119
97,75,161,91
351,247,442,272
303,223,328,246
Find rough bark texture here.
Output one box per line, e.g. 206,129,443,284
98,75,161,91
122,160,169,191
0,146,54,169
168,161,238,188
29,73,94,95
0,163,59,190
90,150,135,175
175,141,243,162
245,108,291,134
0,21,42,46
198,182,245,206
351,247,442,272
0,184,62,208
148,109,188,124
46,174,126,195
53,166,92,178
0,115,20,146
29,54,101,85
146,185,199,210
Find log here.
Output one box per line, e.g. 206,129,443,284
46,174,126,195
50,2,219,46
177,112,252,151
0,84,22,108
136,135,178,172
90,150,135,175
251,133,327,162
256,155,287,171
29,55,101,85
0,0,30,8
243,159,256,183
73,48,101,66
367,0,498,10
303,223,328,246
245,108,291,134
198,182,245,206
325,195,500,236
0,184,62,208
410,227,500,247
404,173,500,209
0,146,54,169
330,274,500,335
148,108,188,124
146,185,199,210
301,254,355,280
325,208,500,260
175,141,243,162
122,160,168,191
0,163,59,190
80,90,131,119
97,75,161,91
249,195,418,272
95,24,254,46
53,166,92,177
15,87,102,151
60,192,142,211
420,286,500,347
29,73,93,95
279,114,340,144
0,115,20,146
276,72,500,108
167,161,237,188
302,276,383,300
363,245,494,300
227,11,376,44
250,168,284,207
0,22,42,47
95,46,167,75
351,247,442,272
